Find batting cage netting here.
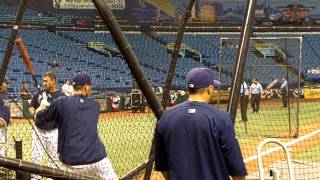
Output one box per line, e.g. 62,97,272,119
219,36,320,179
1,0,320,178
1,30,320,179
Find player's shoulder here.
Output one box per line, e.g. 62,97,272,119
197,103,230,118
52,95,68,104
163,101,227,117
66,95,98,105
86,97,99,105
163,101,189,114
54,90,66,97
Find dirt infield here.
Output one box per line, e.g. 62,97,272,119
242,122,320,175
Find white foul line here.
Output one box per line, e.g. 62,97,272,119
244,129,320,163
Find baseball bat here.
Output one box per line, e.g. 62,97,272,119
15,38,41,92
266,79,279,90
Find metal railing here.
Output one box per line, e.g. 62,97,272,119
257,138,294,180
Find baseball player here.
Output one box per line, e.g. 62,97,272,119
155,67,247,180
29,72,65,179
0,78,10,157
35,72,117,179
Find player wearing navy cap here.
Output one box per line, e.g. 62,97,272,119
35,72,117,179
0,78,10,157
155,67,247,180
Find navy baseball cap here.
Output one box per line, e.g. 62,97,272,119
73,72,91,86
186,67,220,89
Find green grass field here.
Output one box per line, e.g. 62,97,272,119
3,100,320,178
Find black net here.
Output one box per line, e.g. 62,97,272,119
220,37,320,179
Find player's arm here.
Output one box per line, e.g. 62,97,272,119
154,120,169,179
35,98,60,130
29,106,35,117
0,103,10,126
29,93,39,116
220,114,248,177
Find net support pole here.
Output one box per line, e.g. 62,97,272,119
285,39,292,135
91,1,164,179
295,38,302,138
227,0,257,125
0,0,28,85
15,140,30,180
161,0,195,110
91,0,163,120
0,157,96,179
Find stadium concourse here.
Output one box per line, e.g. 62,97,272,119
0,0,320,179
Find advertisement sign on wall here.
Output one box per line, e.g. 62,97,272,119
53,0,125,10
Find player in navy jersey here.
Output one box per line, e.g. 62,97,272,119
0,78,10,157
0,78,10,125
155,67,247,180
29,72,65,179
35,72,117,179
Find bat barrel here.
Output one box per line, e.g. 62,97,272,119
15,38,41,93
15,38,36,76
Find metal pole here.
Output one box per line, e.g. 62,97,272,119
0,0,29,85
0,157,96,180
15,140,30,180
91,0,164,179
295,37,302,138
227,0,257,125
285,39,292,135
161,0,195,110
91,0,163,120
218,39,223,107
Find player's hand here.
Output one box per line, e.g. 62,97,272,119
35,103,47,117
34,103,47,121
40,98,50,107
39,92,50,107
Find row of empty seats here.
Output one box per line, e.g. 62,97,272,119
0,29,319,97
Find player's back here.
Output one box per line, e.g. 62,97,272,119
57,95,106,165
157,101,232,180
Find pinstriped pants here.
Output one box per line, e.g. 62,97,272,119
63,157,118,180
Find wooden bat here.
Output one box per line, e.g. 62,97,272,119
266,79,279,90
15,38,41,92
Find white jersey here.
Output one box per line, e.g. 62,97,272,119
250,83,263,95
